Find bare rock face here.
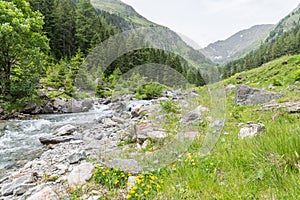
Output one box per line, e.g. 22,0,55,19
235,85,282,105
239,122,266,139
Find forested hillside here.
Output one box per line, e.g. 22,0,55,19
222,5,300,78
0,0,210,108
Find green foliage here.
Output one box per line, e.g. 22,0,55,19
159,98,180,114
224,54,300,102
67,187,83,200
126,172,163,200
95,83,111,98
135,82,166,100
0,0,49,100
294,70,300,82
44,50,85,97
75,0,115,54
272,78,283,86
29,0,115,60
93,167,129,190
153,99,300,200
43,173,59,182
114,73,147,96
107,68,122,88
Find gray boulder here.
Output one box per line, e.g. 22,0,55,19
0,107,4,115
67,163,95,186
67,150,86,164
1,174,36,196
54,124,77,136
225,84,236,91
181,105,209,124
239,122,266,139
39,136,74,145
52,99,85,113
81,99,94,111
136,124,167,141
27,186,59,200
22,102,37,114
40,102,54,114
235,85,282,105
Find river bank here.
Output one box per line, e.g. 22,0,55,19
0,90,199,199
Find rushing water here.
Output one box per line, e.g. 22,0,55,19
0,105,109,174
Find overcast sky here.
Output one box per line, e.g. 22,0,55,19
121,0,300,48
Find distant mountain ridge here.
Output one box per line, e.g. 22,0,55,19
200,24,274,64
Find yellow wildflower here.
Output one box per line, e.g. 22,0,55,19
130,190,135,194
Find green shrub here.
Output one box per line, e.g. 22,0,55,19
159,98,180,114
135,82,166,100
272,78,283,86
293,70,300,82
95,83,112,98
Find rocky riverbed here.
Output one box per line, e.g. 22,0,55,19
0,90,204,200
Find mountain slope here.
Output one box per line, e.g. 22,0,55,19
89,0,214,69
266,3,300,43
91,0,154,26
221,3,300,79
200,24,274,64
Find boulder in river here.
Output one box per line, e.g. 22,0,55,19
39,136,74,145
22,102,37,114
54,124,77,136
